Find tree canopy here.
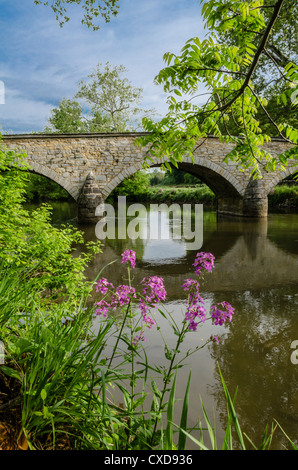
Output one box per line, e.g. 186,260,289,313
44,98,88,133
137,0,298,178
75,62,154,132
45,62,154,133
34,0,120,30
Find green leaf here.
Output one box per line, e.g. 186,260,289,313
281,93,287,106
0,365,22,382
166,373,177,449
178,371,191,450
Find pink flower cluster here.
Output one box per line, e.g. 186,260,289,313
121,249,136,269
95,278,136,317
211,301,235,326
132,332,147,346
193,252,215,276
181,252,235,335
95,253,167,339
139,276,167,312
95,250,235,346
95,278,114,295
181,278,206,331
139,276,167,329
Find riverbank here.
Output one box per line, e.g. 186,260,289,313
108,184,298,211
267,184,298,211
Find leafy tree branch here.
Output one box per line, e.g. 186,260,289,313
34,0,120,30
137,0,298,178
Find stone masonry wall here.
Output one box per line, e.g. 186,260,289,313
2,133,297,219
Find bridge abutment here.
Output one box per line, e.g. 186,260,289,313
217,197,244,217
242,177,268,217
217,178,268,218
77,172,104,224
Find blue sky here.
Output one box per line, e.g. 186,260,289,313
0,0,205,134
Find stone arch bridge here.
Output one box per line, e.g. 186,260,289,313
2,132,297,223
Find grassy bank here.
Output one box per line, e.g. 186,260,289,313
111,184,297,211
268,185,298,211
108,184,216,206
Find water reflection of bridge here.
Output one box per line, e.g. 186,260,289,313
81,214,298,299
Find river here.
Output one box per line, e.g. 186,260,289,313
47,200,298,449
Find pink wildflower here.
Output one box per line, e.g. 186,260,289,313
110,285,137,309
181,278,200,292
211,301,235,326
138,276,166,330
142,312,156,329
140,276,167,305
95,299,110,317
132,331,147,347
95,278,114,294
121,249,136,269
193,252,215,276
210,335,219,344
182,278,206,331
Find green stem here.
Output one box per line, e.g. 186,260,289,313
150,322,188,448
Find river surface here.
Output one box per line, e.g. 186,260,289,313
47,201,298,449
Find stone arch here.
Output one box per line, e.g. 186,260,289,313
102,155,245,200
265,164,298,195
27,162,77,200
173,156,245,197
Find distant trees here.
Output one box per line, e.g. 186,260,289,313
45,62,155,133
44,98,88,134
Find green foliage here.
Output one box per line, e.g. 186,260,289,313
75,62,155,132
161,168,201,186
44,98,89,134
108,170,151,201
149,169,165,186
25,173,71,202
268,184,298,209
137,0,298,178
251,0,297,95
34,0,120,30
142,185,216,205
44,63,155,134
0,139,101,300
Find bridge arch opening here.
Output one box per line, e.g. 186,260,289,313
267,169,298,212
104,158,245,216
266,168,298,195
24,170,75,203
